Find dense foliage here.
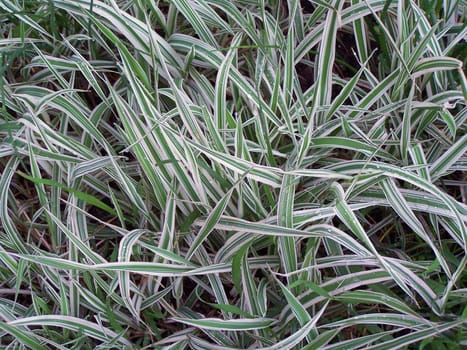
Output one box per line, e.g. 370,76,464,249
0,0,466,348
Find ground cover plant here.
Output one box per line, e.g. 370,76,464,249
0,0,466,348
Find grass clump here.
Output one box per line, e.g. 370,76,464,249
0,0,466,349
